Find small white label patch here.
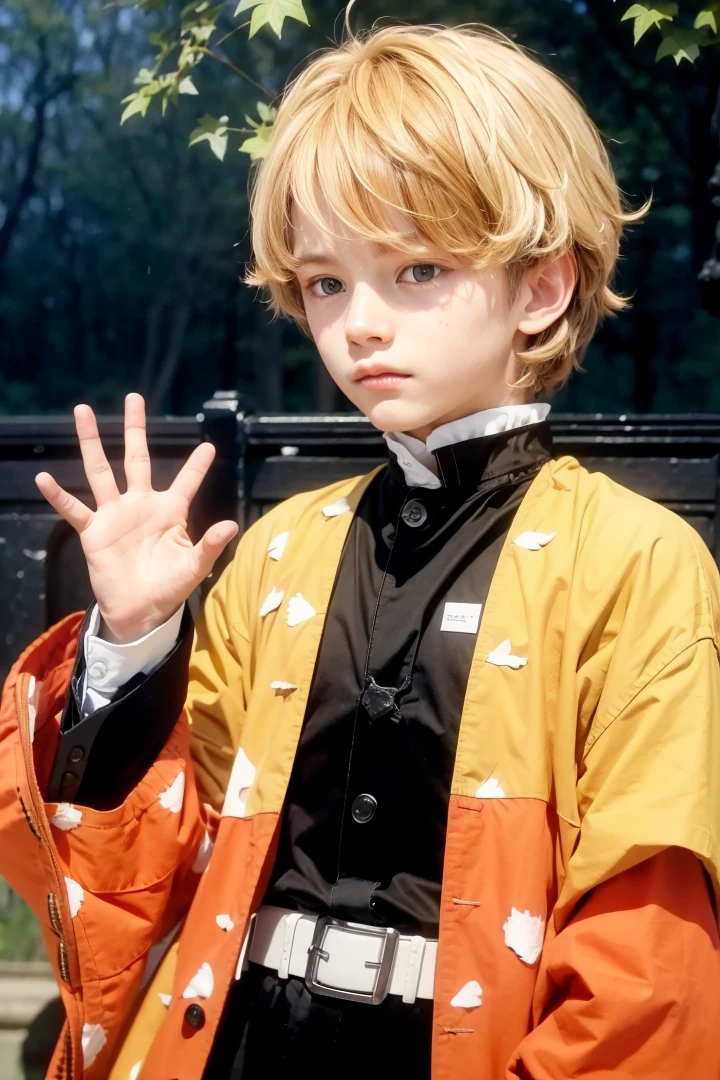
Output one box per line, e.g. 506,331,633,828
440,602,482,634
158,992,172,1007
216,913,235,932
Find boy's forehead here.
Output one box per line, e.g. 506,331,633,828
290,201,426,260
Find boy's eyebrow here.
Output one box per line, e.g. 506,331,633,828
293,238,436,267
293,250,339,267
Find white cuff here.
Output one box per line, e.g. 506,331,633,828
80,603,184,715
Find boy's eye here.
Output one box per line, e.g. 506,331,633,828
310,277,344,297
399,263,442,284
307,263,443,297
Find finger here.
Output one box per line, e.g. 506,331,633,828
35,472,94,533
190,520,239,582
124,392,152,492
168,442,216,505
74,404,120,506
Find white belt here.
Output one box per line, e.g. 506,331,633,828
247,904,437,1004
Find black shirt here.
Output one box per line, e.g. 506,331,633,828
267,421,553,936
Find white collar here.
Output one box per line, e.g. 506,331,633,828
383,403,551,489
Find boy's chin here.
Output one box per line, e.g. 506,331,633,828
361,400,443,436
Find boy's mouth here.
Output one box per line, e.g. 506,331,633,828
357,373,411,390
353,364,411,390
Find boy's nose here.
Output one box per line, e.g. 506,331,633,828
344,289,394,346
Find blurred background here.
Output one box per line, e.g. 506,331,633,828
1,0,719,1075
1,0,719,422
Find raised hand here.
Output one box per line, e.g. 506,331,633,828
34,393,239,644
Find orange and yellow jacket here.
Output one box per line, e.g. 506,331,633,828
2,454,720,1080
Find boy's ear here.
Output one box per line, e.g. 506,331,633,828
515,251,578,337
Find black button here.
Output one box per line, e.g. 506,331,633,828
184,1003,205,1029
59,771,78,792
351,793,377,824
68,746,85,764
401,499,427,527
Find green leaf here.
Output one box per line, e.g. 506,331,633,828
621,3,678,44
256,100,276,122
120,77,167,124
656,27,703,62
239,131,272,159
189,113,229,160
187,22,215,43
238,108,275,158
120,92,153,124
177,41,202,69
695,5,719,32
234,0,309,39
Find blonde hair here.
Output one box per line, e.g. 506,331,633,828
244,21,647,393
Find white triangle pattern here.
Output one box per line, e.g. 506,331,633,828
267,531,290,561
182,961,214,1000
158,771,185,813
512,530,557,551
287,593,316,627
486,640,528,669
81,1023,107,1069
65,877,84,918
450,980,483,1009
259,586,285,617
322,497,350,518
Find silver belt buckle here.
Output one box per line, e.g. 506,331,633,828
305,915,399,1004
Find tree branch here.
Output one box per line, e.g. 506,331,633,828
196,46,274,98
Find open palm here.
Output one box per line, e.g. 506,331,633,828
35,393,238,644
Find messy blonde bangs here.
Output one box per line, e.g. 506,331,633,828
245,22,648,393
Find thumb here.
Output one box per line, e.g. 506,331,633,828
191,520,239,582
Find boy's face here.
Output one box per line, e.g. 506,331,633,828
292,203,537,440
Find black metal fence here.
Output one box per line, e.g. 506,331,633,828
3,390,720,681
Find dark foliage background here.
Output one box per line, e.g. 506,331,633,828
0,0,718,418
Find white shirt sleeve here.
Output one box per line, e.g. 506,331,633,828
80,603,185,716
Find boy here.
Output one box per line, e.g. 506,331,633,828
2,21,720,1080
